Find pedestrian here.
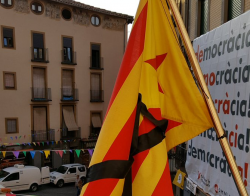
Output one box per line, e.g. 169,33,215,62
75,175,83,196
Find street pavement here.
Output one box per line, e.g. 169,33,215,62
13,182,76,196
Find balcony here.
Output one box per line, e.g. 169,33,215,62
61,88,79,101
89,126,101,139
90,90,104,102
60,127,81,140
31,47,49,63
32,129,55,142
61,50,77,65
89,56,104,70
31,88,52,102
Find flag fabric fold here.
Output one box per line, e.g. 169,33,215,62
81,0,213,195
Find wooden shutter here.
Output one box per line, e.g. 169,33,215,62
228,0,241,20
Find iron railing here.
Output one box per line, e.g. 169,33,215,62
61,88,79,101
31,47,49,63
90,90,104,102
89,56,104,69
61,50,77,65
31,87,52,102
32,129,55,142
60,127,81,140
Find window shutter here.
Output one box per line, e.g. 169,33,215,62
4,73,15,88
3,28,13,38
7,119,17,133
91,73,100,91
62,70,73,96
33,33,44,48
200,0,209,35
33,68,45,98
33,107,47,131
228,0,241,20
63,37,72,48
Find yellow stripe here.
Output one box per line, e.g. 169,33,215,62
90,55,144,166
81,183,89,195
110,179,125,196
132,140,168,195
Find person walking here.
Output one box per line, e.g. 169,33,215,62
75,175,83,196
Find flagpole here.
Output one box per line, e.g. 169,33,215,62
166,0,248,195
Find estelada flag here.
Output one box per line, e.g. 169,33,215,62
81,0,213,195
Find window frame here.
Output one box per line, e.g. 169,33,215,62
61,7,72,21
197,0,210,36
90,15,101,27
90,43,102,70
1,25,15,49
5,118,19,134
0,0,14,9
31,31,46,62
61,35,74,64
30,0,44,15
3,172,19,182
3,71,17,90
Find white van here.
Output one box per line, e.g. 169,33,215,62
0,164,50,192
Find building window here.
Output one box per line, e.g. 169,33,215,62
91,15,100,26
62,8,72,20
32,67,46,99
225,0,242,22
31,1,43,14
1,26,15,49
90,112,102,139
90,73,103,102
62,69,74,100
32,32,45,61
62,37,73,64
3,72,16,90
90,44,101,69
198,0,209,36
32,106,47,141
61,105,79,139
0,0,13,8
5,118,18,134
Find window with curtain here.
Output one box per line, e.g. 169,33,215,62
228,0,242,21
6,118,18,134
33,33,44,60
2,27,14,48
33,107,47,141
63,37,72,63
90,73,101,101
33,67,46,99
62,69,74,99
3,72,16,89
199,0,209,35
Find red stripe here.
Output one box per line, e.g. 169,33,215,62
152,160,174,196
165,120,182,133
106,2,148,113
82,179,119,196
145,53,167,70
103,106,137,161
132,149,149,182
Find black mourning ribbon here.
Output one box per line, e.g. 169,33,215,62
86,94,168,193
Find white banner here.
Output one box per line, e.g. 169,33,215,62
186,10,250,196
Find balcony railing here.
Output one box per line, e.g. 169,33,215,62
60,127,81,140
61,50,77,65
61,88,79,101
32,129,55,142
175,143,187,170
89,126,101,139
90,90,104,102
89,56,104,69
31,47,49,63
31,87,52,102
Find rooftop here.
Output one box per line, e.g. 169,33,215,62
49,0,134,23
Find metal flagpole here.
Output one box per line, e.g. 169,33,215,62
166,0,248,195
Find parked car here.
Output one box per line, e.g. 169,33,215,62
0,164,50,192
50,163,87,188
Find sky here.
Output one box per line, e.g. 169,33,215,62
78,0,140,35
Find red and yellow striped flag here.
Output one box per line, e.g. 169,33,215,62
81,0,213,195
